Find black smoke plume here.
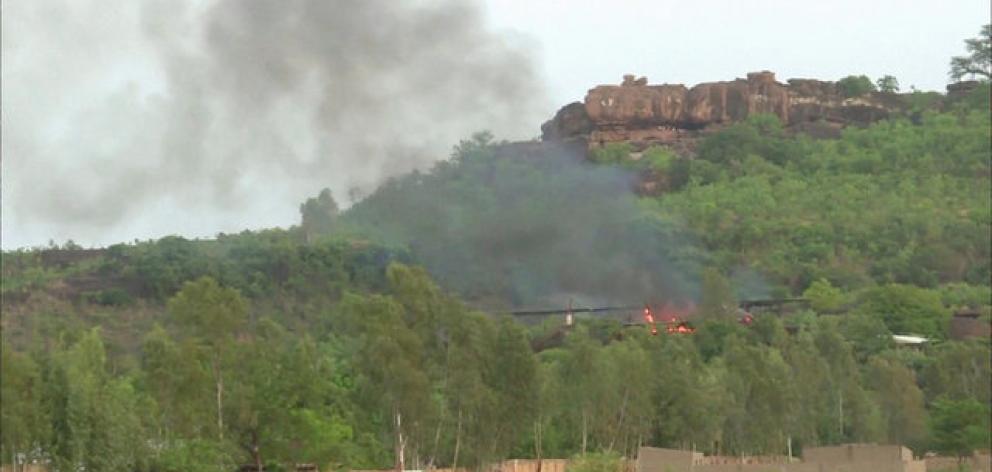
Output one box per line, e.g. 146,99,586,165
1,0,547,247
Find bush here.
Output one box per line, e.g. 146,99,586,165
568,452,626,472
82,288,134,306
590,142,633,164
837,75,878,97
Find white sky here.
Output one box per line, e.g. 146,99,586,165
482,0,989,109
1,0,988,249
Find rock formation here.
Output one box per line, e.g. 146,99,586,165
541,71,905,149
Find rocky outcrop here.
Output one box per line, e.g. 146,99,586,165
542,71,905,148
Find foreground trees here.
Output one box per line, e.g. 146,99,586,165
1,262,989,470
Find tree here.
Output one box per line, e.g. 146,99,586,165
837,75,878,97
855,284,949,339
699,268,738,321
345,293,434,471
650,337,724,453
720,339,797,454
803,279,845,313
559,326,614,454
864,357,927,448
483,318,539,461
168,276,248,442
602,341,654,456
300,188,340,242
929,397,990,462
920,341,992,405
1,343,46,465
43,329,152,471
876,75,900,93
813,320,886,444
949,24,991,81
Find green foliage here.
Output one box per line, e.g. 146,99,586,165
837,75,878,97
153,439,237,472
81,287,134,306
1,344,46,463
921,341,992,405
938,283,992,311
300,188,340,241
640,146,676,171
698,268,737,321
855,284,949,338
929,396,991,459
660,109,991,293
949,24,991,81
876,75,900,93
1,90,991,467
864,357,928,449
803,279,846,312
169,276,248,346
589,142,633,164
567,451,625,472
837,314,892,361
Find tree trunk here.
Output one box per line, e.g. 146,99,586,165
452,409,463,472
610,389,630,452
214,358,224,440
534,420,543,472
581,410,588,455
837,390,844,438
252,430,263,471
395,410,406,472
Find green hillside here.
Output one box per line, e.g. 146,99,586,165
1,86,990,470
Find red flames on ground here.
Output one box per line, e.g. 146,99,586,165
644,302,753,335
645,302,697,335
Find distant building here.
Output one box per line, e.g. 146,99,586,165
950,310,992,340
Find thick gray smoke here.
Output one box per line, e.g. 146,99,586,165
1,0,547,248
340,139,703,308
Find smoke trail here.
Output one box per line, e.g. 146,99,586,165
1,0,548,248
340,139,702,307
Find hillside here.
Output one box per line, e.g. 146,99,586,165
1,75,990,471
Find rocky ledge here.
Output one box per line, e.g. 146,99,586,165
541,71,910,149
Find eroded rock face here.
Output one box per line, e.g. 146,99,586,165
542,71,903,148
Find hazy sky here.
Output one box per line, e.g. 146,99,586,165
483,0,989,104
2,0,988,249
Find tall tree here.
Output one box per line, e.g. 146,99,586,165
0,343,46,465
300,188,340,242
168,276,248,441
43,329,152,471
929,397,991,463
140,324,214,440
559,326,614,454
920,340,992,405
483,318,539,461
876,75,900,93
950,24,992,81
346,293,434,471
864,357,928,448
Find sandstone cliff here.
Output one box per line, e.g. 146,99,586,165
541,71,906,149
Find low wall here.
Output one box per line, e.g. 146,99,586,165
637,447,698,472
0,466,48,472
925,454,991,472
489,459,569,472
637,445,928,472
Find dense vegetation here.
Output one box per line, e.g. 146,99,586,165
2,79,990,470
